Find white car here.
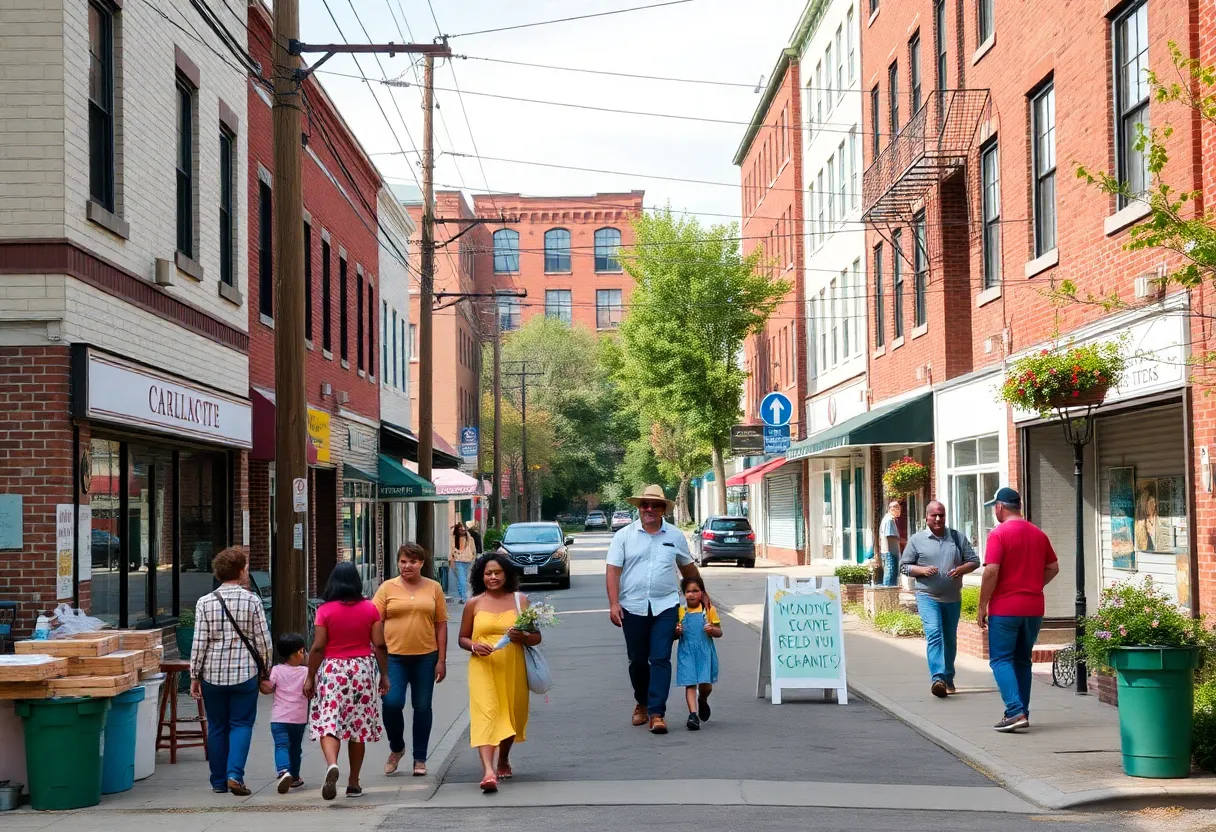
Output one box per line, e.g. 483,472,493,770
611,511,632,531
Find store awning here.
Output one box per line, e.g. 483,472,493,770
432,467,479,497
377,454,438,500
379,420,462,469
725,457,788,486
786,392,934,461
343,463,377,483
250,387,319,465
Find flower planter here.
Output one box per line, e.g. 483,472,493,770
840,584,865,605
1109,646,1202,778
1048,382,1110,410
863,585,902,619
175,626,193,692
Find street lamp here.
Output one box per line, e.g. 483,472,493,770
1057,406,1099,695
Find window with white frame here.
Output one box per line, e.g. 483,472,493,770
835,26,844,102
827,161,836,226
847,6,856,84
818,287,827,374
849,129,859,211
837,143,846,219
1114,1,1149,207
839,268,850,357
825,43,834,109
829,278,839,366
947,435,1001,557
816,61,824,124
816,170,825,248
852,258,862,349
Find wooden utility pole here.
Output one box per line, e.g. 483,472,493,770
492,302,502,529
416,53,437,555
271,0,307,643
502,362,544,521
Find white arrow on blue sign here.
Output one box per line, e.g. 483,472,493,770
759,391,793,427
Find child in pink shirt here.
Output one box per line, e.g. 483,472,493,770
261,632,309,793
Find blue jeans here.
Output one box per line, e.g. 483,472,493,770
200,676,260,790
916,594,961,685
453,560,471,602
382,651,438,761
882,552,900,586
621,606,679,717
270,722,306,778
988,615,1043,719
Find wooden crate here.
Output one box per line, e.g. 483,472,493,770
0,655,68,682
15,635,119,657
66,650,141,677
117,630,164,651
140,645,164,671
48,671,137,698
0,681,49,700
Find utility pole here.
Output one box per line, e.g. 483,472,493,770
271,0,306,643
502,362,544,521
416,52,437,558
492,303,502,528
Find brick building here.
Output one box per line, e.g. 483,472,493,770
246,5,386,596
473,192,644,334
732,14,808,566
860,0,1209,621
0,0,253,633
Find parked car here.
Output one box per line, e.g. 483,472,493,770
584,510,608,531
610,511,632,531
695,516,756,567
90,529,121,568
497,522,572,589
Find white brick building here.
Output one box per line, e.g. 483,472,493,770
377,187,413,432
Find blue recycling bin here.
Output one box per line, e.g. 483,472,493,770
101,686,146,795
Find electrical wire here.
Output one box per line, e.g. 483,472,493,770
444,0,696,39
456,54,758,88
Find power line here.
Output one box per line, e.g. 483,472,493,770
445,0,696,39
457,53,757,88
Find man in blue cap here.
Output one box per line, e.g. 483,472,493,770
977,487,1060,732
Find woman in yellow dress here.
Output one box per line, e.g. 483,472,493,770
458,553,539,793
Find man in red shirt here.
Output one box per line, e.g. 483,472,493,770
977,487,1060,733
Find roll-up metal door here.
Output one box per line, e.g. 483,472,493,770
766,472,799,550
1096,404,1184,601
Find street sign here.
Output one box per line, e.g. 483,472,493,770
730,424,765,454
291,477,308,513
760,391,793,427
459,426,479,460
764,425,791,454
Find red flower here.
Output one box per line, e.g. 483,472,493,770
1018,387,1026,395
1049,368,1057,374
1041,349,1050,355
1072,391,1080,397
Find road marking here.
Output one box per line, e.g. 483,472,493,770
423,779,1039,812
555,608,610,615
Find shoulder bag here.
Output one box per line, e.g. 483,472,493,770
513,592,554,695
213,589,269,680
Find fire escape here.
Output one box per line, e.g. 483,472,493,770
862,89,991,249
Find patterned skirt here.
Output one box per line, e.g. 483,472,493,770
309,656,383,743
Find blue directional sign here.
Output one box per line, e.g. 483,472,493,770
760,391,794,428
764,425,791,454
459,426,479,459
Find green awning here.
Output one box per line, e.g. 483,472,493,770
343,463,377,483
786,393,934,461
376,455,436,500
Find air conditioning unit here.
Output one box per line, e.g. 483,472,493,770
1134,274,1166,301
320,382,333,398
154,258,174,287
337,391,350,404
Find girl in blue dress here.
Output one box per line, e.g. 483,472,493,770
674,576,722,731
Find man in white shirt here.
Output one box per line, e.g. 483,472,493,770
606,485,701,735
878,498,903,587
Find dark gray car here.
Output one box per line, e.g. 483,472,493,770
497,522,572,589
695,516,756,567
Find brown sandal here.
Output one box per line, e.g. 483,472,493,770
413,760,427,777
384,751,404,775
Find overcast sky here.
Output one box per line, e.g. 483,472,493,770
300,0,805,225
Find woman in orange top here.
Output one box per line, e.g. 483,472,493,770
372,543,448,777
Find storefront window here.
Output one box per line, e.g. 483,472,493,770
343,480,376,592
180,450,228,615
947,435,1001,558
129,449,172,625
89,438,122,625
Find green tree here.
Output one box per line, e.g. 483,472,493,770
648,417,710,524
618,208,789,513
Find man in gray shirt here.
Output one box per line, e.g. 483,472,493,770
900,500,981,698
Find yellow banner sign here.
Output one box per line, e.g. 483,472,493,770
308,408,331,463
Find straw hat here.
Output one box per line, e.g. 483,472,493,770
625,484,675,512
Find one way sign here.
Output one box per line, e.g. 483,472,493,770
760,391,793,428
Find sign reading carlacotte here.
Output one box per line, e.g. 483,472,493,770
147,385,223,430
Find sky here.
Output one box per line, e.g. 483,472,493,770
299,0,806,225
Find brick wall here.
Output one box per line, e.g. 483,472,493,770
0,346,76,636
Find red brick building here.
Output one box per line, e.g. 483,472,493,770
733,43,807,566
862,0,1210,619
473,192,644,334
246,5,385,595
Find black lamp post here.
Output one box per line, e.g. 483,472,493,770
1057,408,1098,695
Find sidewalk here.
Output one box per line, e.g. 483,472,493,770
725,599,1216,811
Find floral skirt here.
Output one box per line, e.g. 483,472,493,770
309,656,383,743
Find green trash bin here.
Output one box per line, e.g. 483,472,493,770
1110,646,1201,779
15,697,110,810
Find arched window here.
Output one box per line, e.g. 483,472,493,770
493,229,519,273
544,228,571,272
594,227,621,272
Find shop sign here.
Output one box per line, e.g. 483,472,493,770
0,495,21,550
75,347,252,447
1013,312,1187,422
758,575,848,705
731,425,765,454
77,505,91,584
55,504,73,600
459,426,479,460
808,381,867,438
348,424,375,454
764,425,791,454
308,408,331,463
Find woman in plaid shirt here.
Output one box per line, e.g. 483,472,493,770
189,546,272,796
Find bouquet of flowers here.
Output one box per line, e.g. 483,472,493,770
494,600,560,650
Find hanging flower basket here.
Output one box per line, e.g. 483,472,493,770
1000,341,1126,417
882,457,929,497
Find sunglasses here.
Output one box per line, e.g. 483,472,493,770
638,502,666,511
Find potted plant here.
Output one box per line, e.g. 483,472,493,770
999,341,1126,416
175,608,195,659
1082,577,1213,778
882,457,929,497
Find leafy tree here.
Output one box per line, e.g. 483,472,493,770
617,208,789,513
648,418,710,524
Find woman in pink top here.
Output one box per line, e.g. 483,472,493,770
305,561,389,800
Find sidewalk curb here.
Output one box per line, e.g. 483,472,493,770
716,598,1216,812
422,702,470,801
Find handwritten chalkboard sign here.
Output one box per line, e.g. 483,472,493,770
756,575,848,704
